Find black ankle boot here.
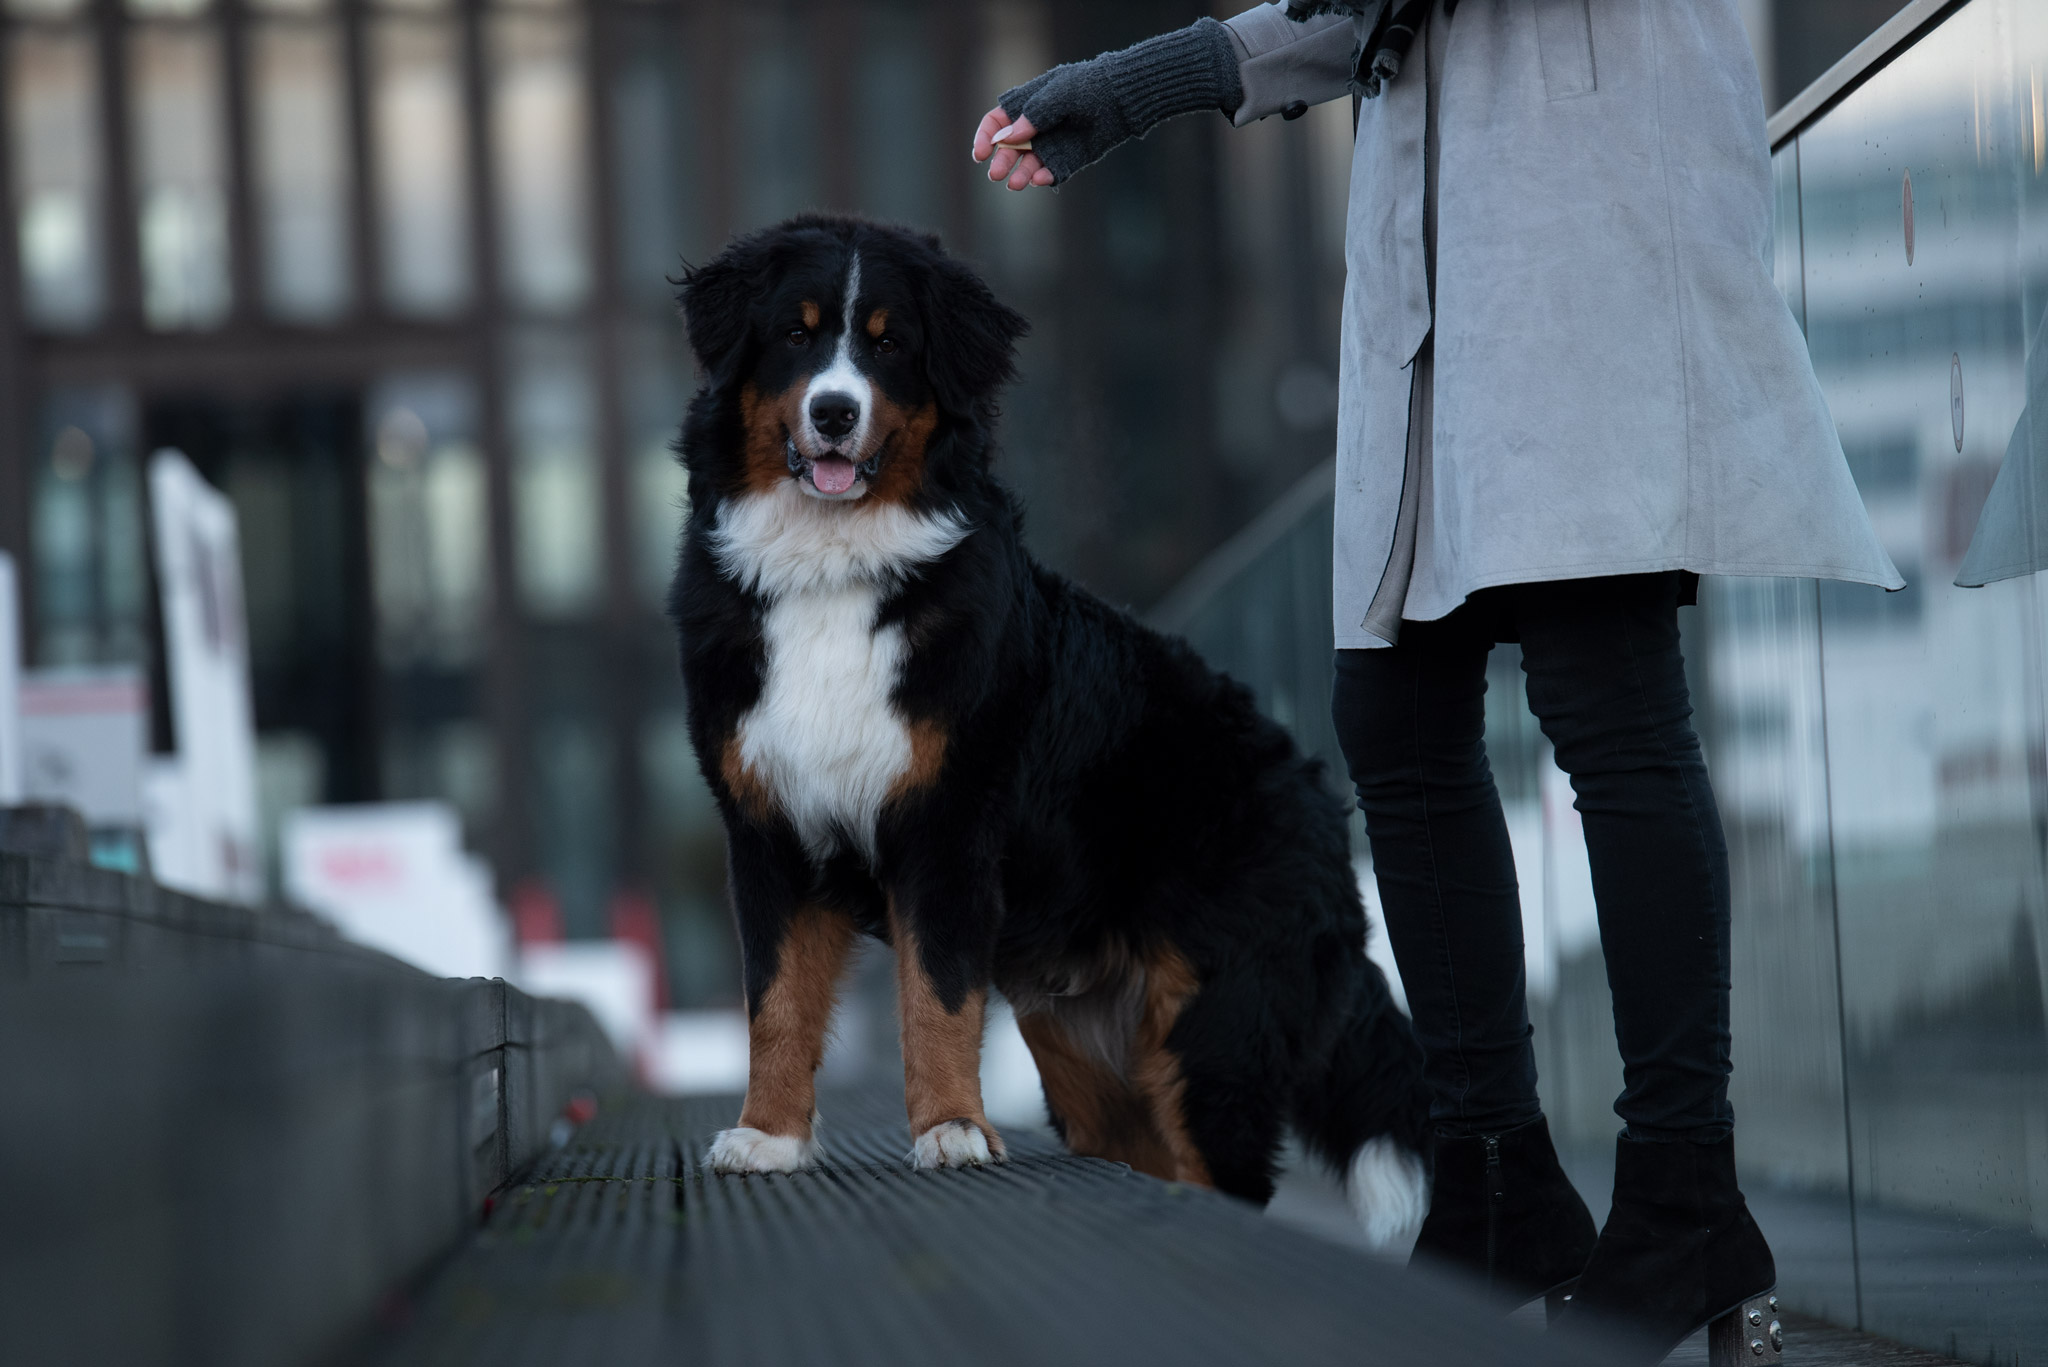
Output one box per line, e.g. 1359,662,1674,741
1410,1115,1597,1312
1557,1131,1779,1363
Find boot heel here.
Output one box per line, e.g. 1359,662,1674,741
1706,1292,1782,1364
1542,1279,1577,1327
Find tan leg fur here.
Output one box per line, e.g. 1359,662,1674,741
892,909,1005,1166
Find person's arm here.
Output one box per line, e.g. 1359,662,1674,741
971,5,1366,192
972,19,1244,189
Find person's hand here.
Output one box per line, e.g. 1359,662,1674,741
972,107,1054,190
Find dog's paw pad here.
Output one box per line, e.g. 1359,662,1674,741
706,1126,818,1174
911,1119,1004,1170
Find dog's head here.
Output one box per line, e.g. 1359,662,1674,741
678,216,1027,506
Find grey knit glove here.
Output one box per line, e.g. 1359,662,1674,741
995,18,1242,186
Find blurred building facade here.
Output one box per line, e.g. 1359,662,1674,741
0,0,1905,1003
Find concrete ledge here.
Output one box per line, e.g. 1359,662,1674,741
0,847,626,1367
0,848,364,974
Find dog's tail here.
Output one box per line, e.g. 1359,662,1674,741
1291,954,1432,1250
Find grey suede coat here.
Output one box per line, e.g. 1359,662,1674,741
1223,0,1903,648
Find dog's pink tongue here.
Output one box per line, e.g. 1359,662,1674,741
812,456,857,494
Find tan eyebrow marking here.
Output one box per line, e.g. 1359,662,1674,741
800,300,821,330
866,308,889,338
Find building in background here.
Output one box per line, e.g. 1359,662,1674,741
0,0,1910,1006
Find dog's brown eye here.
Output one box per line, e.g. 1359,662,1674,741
876,335,898,355
787,328,809,347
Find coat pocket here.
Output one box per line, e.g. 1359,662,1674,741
1531,0,1597,100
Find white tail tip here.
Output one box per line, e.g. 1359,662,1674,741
1348,1136,1430,1249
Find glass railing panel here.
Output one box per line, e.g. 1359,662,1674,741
1169,493,1344,790
1155,3,2048,1352
1696,573,1859,1323
1772,137,1806,326
1796,0,2048,1355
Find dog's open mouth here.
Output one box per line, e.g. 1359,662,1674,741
786,437,879,498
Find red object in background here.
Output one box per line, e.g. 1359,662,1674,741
609,888,671,1011
510,879,563,946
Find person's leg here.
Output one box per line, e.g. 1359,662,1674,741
1513,573,1773,1357
1510,572,1732,1139
1332,613,1594,1308
1331,618,1535,1136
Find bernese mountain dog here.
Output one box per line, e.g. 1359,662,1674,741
669,214,1429,1242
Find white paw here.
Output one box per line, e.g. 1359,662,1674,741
1348,1135,1430,1249
706,1126,818,1174
911,1119,1004,1170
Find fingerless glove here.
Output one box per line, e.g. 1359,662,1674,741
996,18,1243,186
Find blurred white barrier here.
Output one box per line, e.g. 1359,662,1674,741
17,668,147,826
651,1009,750,1096
147,451,261,903
519,940,655,1069
981,997,1046,1129
284,801,510,980
1354,858,1409,1017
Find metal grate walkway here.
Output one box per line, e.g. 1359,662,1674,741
369,1089,1617,1366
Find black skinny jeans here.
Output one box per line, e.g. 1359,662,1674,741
1331,572,1734,1143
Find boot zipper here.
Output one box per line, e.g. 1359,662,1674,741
1485,1134,1504,1291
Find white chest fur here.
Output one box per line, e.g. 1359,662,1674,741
739,583,910,859
710,484,968,860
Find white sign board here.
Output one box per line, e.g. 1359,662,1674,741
284,801,511,981
0,553,19,804
18,667,147,824
146,450,262,903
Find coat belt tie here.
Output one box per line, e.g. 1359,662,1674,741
1283,0,1458,98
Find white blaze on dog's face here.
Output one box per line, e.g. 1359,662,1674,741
796,254,872,500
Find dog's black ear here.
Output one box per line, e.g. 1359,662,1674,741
678,236,769,378
922,255,1030,417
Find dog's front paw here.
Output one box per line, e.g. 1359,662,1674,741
910,1118,1006,1170
707,1126,818,1174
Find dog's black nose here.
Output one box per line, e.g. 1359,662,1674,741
809,392,860,441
